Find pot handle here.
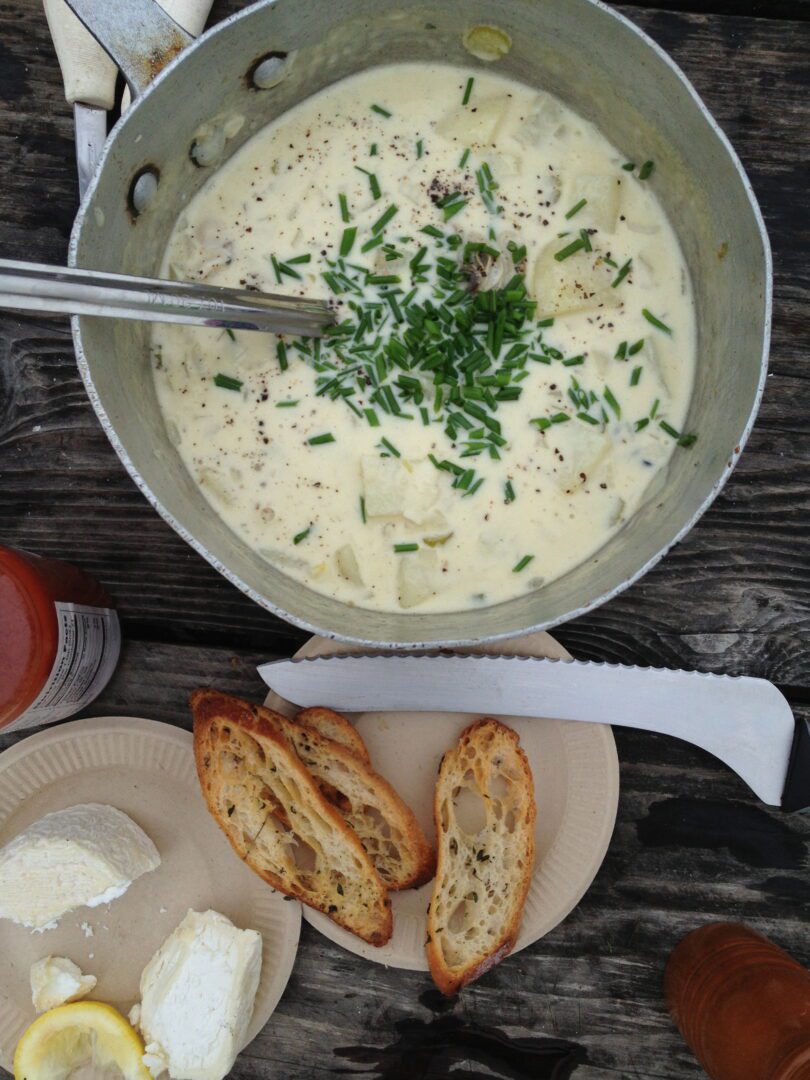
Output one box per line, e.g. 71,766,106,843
62,0,193,98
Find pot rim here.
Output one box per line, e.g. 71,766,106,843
68,0,773,648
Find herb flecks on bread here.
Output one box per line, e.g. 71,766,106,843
427,718,536,995
191,689,392,946
261,705,435,890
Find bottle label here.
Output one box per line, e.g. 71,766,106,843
10,603,121,732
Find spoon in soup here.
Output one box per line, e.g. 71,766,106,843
0,258,333,336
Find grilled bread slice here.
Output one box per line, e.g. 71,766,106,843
295,707,371,764
192,689,392,946
427,718,536,995
260,700,433,890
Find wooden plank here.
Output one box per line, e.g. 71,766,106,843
1,642,806,1079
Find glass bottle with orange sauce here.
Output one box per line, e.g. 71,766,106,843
0,546,120,733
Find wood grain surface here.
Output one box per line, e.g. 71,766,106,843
0,1,808,1077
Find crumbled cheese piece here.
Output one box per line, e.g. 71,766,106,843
0,804,160,930
30,956,97,1012
136,910,262,1080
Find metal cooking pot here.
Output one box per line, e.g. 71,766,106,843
66,0,771,646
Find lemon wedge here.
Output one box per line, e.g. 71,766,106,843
14,1001,152,1080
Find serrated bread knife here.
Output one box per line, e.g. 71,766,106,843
258,654,809,812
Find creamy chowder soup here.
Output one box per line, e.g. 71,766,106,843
153,62,696,614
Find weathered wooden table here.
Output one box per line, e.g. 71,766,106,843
1,0,807,1076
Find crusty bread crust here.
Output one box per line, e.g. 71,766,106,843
426,718,536,995
191,689,392,946
295,707,371,764
260,704,434,890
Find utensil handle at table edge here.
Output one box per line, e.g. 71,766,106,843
0,259,332,335
781,715,810,813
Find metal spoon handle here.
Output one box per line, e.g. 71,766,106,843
0,259,332,336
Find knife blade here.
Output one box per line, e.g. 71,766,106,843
258,653,809,811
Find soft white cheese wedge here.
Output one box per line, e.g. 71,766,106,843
137,909,262,1080
30,956,97,1012
0,804,160,930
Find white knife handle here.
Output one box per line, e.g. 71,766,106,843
120,0,214,112
43,0,117,109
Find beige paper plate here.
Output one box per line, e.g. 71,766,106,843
264,632,619,971
0,716,301,1072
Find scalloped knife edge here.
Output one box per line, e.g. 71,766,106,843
257,654,809,811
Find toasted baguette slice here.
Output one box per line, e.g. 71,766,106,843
191,689,392,946
427,718,536,995
259,702,434,890
295,707,370,764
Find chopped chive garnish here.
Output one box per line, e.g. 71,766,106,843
577,412,600,425
308,432,335,445
615,341,628,360
622,161,636,171
360,496,366,523
565,198,587,220
639,160,655,180
371,104,392,117
394,542,419,553
659,420,680,440
678,433,698,448
360,234,384,253
277,341,288,371
630,366,642,387
421,224,444,239
367,274,401,286
537,317,555,328
225,328,236,341
580,228,592,253
339,193,350,222
286,254,312,265
504,479,516,503
642,308,672,334
554,236,587,262
562,355,585,367
339,226,357,257
372,204,398,234
370,142,378,156
293,527,311,545
612,258,632,288
379,436,400,457
513,554,535,573
459,148,470,169
270,255,282,284
635,417,650,432
442,197,467,222
276,400,298,408
364,408,380,427
604,387,621,419
416,138,424,159
628,338,645,356
462,76,474,105
355,166,382,200
213,373,242,391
